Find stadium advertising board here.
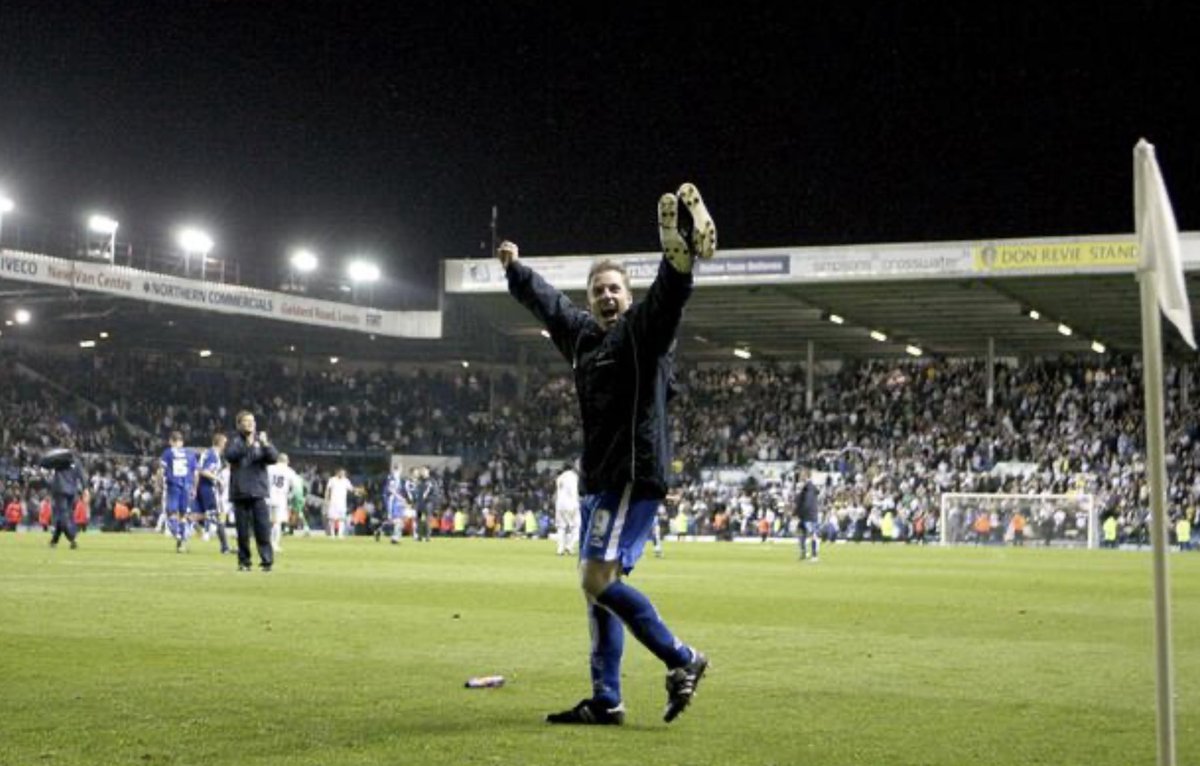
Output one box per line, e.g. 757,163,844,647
390,454,462,474
445,233,1200,293
971,235,1200,274
971,240,1138,272
0,249,440,338
448,251,797,292
445,246,976,293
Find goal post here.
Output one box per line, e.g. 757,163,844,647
939,492,1098,549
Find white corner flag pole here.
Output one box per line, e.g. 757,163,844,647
1135,138,1193,766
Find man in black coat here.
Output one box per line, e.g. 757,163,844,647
795,470,821,562
41,448,85,550
224,411,279,571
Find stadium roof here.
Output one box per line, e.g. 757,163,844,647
451,272,1198,365
445,234,1200,365
3,234,1199,366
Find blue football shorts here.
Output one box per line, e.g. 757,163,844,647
164,485,191,514
197,485,219,514
388,498,406,520
580,485,661,574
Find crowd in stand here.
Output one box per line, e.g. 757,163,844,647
1,367,123,455
2,344,1199,548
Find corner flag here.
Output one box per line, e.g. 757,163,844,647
1134,138,1192,766
1136,139,1195,348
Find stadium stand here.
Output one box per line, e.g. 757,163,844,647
2,343,1198,549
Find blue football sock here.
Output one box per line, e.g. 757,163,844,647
597,580,692,669
588,602,624,706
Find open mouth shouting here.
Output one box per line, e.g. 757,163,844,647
599,303,620,324
588,266,631,330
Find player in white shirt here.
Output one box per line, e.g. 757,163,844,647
554,463,580,556
324,467,353,539
267,453,299,552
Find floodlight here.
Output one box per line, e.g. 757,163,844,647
88,214,119,235
178,228,214,254
291,249,319,273
347,259,381,283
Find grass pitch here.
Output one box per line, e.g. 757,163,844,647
1,533,1197,766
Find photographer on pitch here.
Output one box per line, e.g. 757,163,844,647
40,447,86,550
224,411,279,572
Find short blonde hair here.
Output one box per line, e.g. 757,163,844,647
587,259,630,292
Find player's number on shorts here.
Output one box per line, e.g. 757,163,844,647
588,508,611,547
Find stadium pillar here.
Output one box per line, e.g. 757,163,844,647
1182,367,1190,410
805,340,814,412
986,337,995,409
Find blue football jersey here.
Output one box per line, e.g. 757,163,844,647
385,472,404,500
161,447,198,490
197,447,222,490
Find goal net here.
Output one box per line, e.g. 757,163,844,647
939,493,1097,549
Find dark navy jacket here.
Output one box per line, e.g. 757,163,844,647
223,433,279,501
795,481,820,523
507,257,692,500
411,477,439,513
40,450,86,500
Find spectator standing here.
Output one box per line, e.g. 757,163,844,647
73,489,91,534
3,495,22,531
38,494,52,531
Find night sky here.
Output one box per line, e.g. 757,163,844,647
1,2,1197,308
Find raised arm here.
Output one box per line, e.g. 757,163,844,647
627,256,694,357
628,184,714,356
500,241,590,362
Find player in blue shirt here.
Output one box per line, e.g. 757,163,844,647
197,432,231,555
159,431,199,553
376,467,408,544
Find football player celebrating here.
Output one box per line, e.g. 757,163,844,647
499,182,715,725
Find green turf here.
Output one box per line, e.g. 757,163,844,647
1,533,1197,766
